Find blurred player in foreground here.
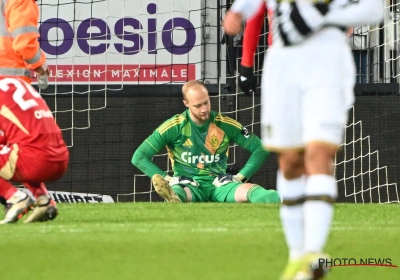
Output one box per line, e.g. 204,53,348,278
132,80,279,203
0,77,69,223
224,0,384,279
0,0,49,89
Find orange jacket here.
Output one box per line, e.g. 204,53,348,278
0,0,46,83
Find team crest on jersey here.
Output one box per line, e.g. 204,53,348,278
210,135,219,148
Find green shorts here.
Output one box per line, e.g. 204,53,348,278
180,176,241,203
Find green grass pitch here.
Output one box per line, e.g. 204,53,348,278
0,203,399,280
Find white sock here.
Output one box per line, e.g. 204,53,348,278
303,174,337,253
277,171,306,260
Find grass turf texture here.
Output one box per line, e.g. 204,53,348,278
0,203,399,280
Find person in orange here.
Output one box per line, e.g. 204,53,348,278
0,0,49,89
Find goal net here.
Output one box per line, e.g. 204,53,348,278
334,1,400,203
37,0,112,147
123,0,400,203
37,0,205,201
37,0,201,145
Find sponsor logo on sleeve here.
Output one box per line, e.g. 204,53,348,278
241,127,250,138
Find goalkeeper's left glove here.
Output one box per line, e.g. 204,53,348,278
238,65,256,95
212,173,248,188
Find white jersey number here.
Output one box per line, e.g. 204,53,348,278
0,78,41,111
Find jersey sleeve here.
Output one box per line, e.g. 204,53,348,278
6,0,46,69
131,115,181,178
131,137,167,179
219,115,270,180
241,3,267,67
235,131,270,180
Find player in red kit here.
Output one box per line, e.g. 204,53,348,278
0,77,69,224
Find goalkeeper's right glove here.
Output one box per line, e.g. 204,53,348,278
212,173,248,188
238,65,256,95
164,175,199,187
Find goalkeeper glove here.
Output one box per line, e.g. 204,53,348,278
164,175,199,187
212,173,248,188
238,65,256,95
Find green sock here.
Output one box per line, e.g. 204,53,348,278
172,185,187,202
247,185,280,203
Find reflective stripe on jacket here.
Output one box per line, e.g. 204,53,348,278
0,0,46,83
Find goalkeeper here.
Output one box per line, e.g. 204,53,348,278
131,80,279,203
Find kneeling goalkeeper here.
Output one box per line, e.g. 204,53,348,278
131,80,279,203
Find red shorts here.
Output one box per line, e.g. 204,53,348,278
0,144,68,183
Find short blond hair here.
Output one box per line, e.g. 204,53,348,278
182,80,207,100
